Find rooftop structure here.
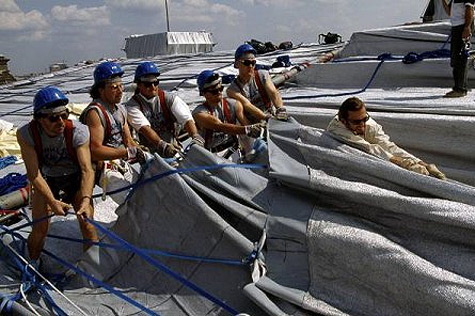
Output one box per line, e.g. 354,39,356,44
123,31,215,59
0,55,16,85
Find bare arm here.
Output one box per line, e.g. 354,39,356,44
85,110,127,161
74,141,95,216
463,5,474,39
16,130,70,215
184,119,199,137
264,76,284,109
234,100,251,126
121,120,137,148
227,88,267,121
193,112,246,135
139,125,163,148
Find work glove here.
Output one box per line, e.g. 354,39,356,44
126,146,146,164
158,140,179,158
275,107,288,121
191,134,205,147
426,163,446,180
244,122,266,138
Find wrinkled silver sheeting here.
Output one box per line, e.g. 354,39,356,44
260,118,475,315
2,118,475,315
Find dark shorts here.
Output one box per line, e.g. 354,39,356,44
44,173,81,204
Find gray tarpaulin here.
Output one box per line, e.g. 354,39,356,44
2,118,475,315
1,28,475,314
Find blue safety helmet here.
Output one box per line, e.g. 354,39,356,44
235,44,257,60
93,61,124,85
134,61,160,82
33,86,69,114
197,70,221,93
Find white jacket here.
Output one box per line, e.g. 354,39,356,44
326,116,420,162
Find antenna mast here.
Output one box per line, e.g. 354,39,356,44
165,0,170,32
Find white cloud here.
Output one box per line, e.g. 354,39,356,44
0,1,49,40
238,0,305,6
173,0,245,25
50,5,110,26
1,0,21,13
105,0,162,11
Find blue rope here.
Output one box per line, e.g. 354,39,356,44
0,236,36,314
85,217,240,316
93,162,266,200
282,45,454,101
41,233,246,266
402,49,450,64
36,284,68,316
283,55,387,100
0,173,28,196
0,227,161,316
0,213,55,237
42,248,161,315
0,156,17,170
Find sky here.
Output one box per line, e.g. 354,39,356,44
0,0,429,76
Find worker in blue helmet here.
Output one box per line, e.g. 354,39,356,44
17,86,98,267
80,61,145,205
125,61,204,158
227,43,288,122
192,70,267,162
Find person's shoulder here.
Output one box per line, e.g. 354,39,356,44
164,91,183,103
224,97,237,107
124,95,139,108
17,121,31,133
227,80,240,92
192,103,207,114
71,120,90,143
71,119,88,131
366,117,380,127
326,115,341,130
257,68,270,76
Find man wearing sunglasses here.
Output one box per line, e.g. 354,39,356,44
80,61,144,205
327,97,445,179
17,86,98,266
227,43,288,122
125,61,203,158
192,70,267,162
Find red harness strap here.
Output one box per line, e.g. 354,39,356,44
88,102,113,143
29,119,77,166
203,99,234,148
254,70,271,110
157,89,173,131
133,90,174,132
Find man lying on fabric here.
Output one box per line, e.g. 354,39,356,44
327,97,445,179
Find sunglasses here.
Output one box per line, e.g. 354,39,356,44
348,114,370,125
46,111,69,123
240,59,257,67
141,81,159,87
205,86,224,95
